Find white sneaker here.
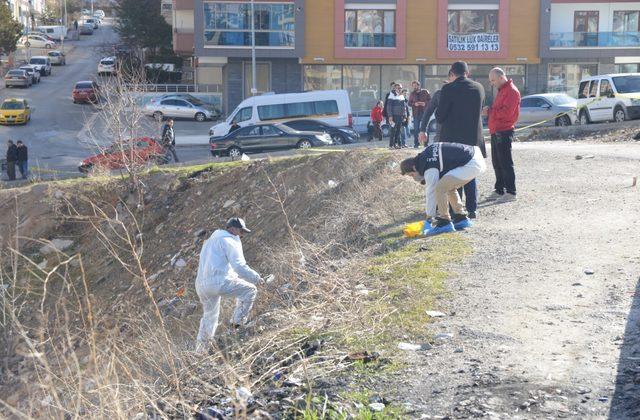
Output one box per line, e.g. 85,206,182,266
498,193,517,202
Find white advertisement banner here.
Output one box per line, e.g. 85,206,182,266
448,33,500,52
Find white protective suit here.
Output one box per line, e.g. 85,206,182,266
195,229,261,348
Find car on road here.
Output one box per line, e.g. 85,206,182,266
19,65,41,84
518,93,578,127
29,56,52,76
97,57,117,76
78,138,166,173
4,69,32,88
144,97,218,122
72,80,100,104
48,50,66,65
85,18,99,29
209,122,332,158
282,119,359,144
19,34,55,49
79,23,94,35
29,31,60,43
0,98,32,125
94,9,105,19
577,73,640,124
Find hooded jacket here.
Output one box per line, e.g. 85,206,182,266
386,92,407,117
195,229,261,285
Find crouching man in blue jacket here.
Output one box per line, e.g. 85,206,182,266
401,142,486,236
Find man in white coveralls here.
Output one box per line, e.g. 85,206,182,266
195,217,263,352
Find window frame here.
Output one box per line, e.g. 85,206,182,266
573,11,599,33
613,10,640,32
447,9,499,35
344,8,396,48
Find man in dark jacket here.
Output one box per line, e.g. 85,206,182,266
409,81,431,148
435,62,486,218
387,84,407,149
418,72,456,146
6,140,18,181
16,140,28,180
382,81,395,124
161,119,179,163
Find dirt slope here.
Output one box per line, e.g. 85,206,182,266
398,141,640,419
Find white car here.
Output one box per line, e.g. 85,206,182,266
94,9,105,19
97,57,117,76
29,56,52,76
19,35,55,49
577,73,640,124
85,18,99,29
19,65,41,84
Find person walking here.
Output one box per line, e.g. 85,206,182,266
435,62,486,219
195,217,264,353
400,142,487,236
161,119,180,163
16,140,28,180
5,140,18,181
483,67,521,201
409,81,431,148
387,84,407,149
369,101,384,142
74,20,78,31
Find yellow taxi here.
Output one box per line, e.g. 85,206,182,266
0,98,32,125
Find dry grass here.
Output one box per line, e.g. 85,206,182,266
0,150,468,418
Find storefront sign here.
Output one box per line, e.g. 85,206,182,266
448,33,500,52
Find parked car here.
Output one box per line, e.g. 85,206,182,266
72,80,100,104
79,23,94,35
79,138,166,173
94,9,105,19
19,34,55,49
26,31,59,43
85,18,99,29
144,97,217,122
209,90,352,137
48,50,66,65
210,123,332,158
4,69,32,88
97,57,117,76
518,93,578,127
19,65,41,84
29,56,51,76
0,98,32,125
283,119,359,144
577,73,640,124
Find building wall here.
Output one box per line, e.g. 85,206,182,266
550,1,640,33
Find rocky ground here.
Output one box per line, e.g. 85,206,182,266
394,140,640,419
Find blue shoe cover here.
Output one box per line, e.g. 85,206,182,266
425,223,456,236
454,218,473,230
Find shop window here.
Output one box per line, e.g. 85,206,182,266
548,64,598,97
344,9,396,47
343,65,381,113
303,65,342,91
381,65,419,98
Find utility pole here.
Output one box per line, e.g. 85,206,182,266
250,0,257,96
61,0,67,52
90,0,94,17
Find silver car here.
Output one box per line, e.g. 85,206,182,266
518,93,578,127
144,97,217,122
4,69,32,88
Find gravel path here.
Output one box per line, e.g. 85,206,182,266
400,140,640,419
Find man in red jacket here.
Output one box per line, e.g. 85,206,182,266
369,100,384,141
483,67,520,201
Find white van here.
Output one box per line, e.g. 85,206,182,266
209,90,352,137
36,26,67,41
577,73,640,124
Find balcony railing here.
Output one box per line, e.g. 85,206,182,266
550,31,640,48
344,32,396,48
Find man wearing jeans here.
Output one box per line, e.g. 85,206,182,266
409,81,431,148
484,67,520,201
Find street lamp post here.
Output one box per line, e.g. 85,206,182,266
250,0,257,96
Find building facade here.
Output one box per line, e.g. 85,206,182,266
537,0,640,97
8,0,45,29
302,0,541,115
173,0,305,114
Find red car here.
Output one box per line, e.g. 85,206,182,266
72,80,100,104
78,137,166,173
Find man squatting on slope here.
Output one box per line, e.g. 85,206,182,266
401,142,486,236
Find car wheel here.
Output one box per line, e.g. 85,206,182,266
46,44,52,49
297,139,312,149
153,111,163,121
555,115,571,126
195,112,206,122
614,106,626,123
227,146,241,159
579,110,590,125
330,133,344,145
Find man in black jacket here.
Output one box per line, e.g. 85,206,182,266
161,119,179,163
16,140,28,180
6,140,18,181
435,62,486,218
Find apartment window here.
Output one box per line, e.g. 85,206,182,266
614,11,640,32
203,2,295,47
344,9,396,48
448,10,498,34
574,11,598,33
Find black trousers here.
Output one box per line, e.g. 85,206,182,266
389,118,403,148
490,131,516,194
6,161,16,181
